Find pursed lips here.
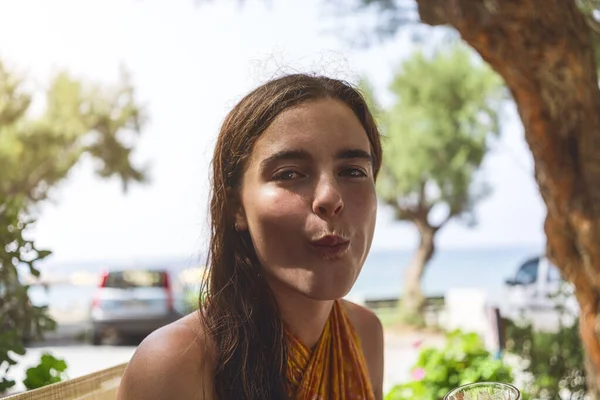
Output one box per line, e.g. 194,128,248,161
310,235,349,247
309,235,350,257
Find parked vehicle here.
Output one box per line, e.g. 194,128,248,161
500,255,578,332
90,268,183,345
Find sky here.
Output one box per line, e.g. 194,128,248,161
0,0,547,264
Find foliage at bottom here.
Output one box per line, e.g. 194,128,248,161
385,330,514,400
23,353,68,390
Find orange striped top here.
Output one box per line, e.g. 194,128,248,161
285,300,375,400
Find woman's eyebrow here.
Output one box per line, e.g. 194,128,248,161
259,148,373,173
259,149,311,172
336,149,373,164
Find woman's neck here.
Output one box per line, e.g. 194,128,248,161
266,278,334,349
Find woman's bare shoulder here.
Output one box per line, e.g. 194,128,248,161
117,311,215,400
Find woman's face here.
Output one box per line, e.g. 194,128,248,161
236,98,377,301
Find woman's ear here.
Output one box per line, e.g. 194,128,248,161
234,211,248,232
228,189,248,231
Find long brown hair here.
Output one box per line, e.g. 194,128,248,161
200,73,383,399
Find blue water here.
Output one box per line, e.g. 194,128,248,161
349,246,540,299
29,246,540,305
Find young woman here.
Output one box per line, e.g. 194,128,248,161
118,74,385,400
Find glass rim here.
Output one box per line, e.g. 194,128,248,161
443,382,521,399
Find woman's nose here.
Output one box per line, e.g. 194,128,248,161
312,176,344,218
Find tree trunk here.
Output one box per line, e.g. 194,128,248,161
415,0,600,395
399,221,436,326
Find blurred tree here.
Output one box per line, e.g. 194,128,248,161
361,43,504,325
0,61,146,393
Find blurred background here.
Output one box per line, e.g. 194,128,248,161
1,0,592,399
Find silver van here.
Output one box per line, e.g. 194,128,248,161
501,256,578,332
90,268,182,344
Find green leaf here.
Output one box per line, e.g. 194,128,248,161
36,250,52,259
22,353,68,390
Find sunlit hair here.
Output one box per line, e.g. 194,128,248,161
199,73,383,399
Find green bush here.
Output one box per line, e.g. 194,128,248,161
0,328,26,392
23,353,68,390
503,281,586,399
385,330,514,400
505,317,585,399
0,197,56,393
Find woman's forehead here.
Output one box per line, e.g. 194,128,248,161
252,99,370,155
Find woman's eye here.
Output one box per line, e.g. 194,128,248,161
272,170,301,181
341,168,367,178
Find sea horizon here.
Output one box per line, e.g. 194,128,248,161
28,244,542,300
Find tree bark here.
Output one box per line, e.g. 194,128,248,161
415,0,600,395
399,220,436,326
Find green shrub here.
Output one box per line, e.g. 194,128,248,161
385,330,514,400
503,281,586,399
0,328,26,392
505,317,585,399
23,353,68,390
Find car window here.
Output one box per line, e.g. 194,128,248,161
547,264,563,282
514,259,539,285
104,270,166,289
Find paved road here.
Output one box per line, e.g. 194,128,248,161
4,332,444,396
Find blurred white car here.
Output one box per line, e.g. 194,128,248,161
90,268,183,344
500,255,578,332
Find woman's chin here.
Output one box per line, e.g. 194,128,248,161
301,283,354,302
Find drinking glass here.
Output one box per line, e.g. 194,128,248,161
443,382,521,400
